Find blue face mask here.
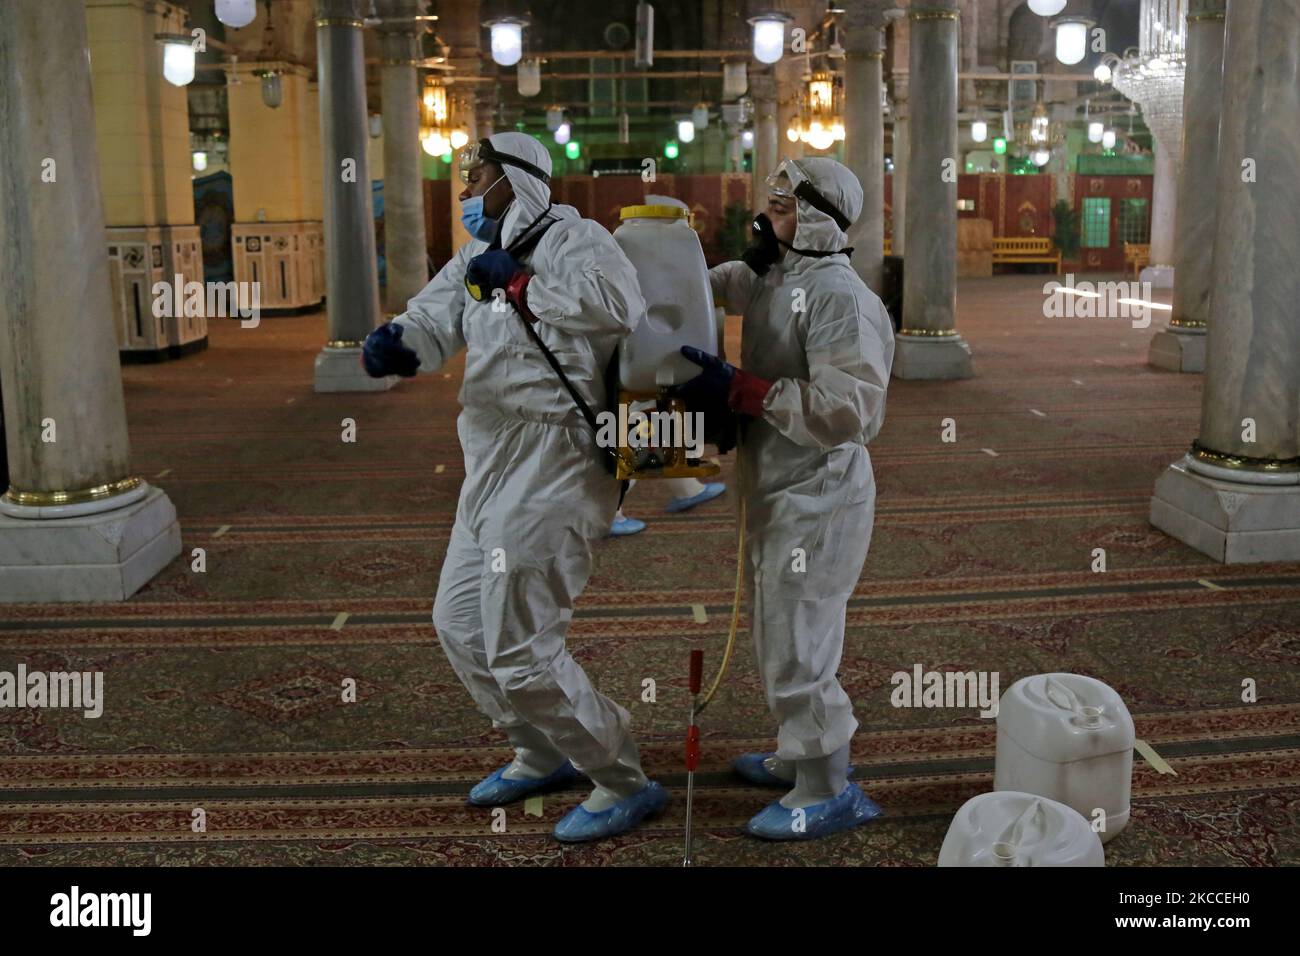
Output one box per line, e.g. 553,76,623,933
461,174,507,241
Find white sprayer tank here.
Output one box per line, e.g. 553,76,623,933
612,201,718,390
993,673,1134,843
938,791,1105,867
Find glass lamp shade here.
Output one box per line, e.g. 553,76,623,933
518,58,541,97
723,61,748,99
1088,121,1104,143
1027,0,1067,16
554,122,571,145
1055,20,1088,66
261,72,282,109
741,129,754,149
215,0,257,29
162,41,195,87
488,20,524,67
751,17,786,64
1102,129,1117,149
677,119,695,143
692,104,709,130
971,120,988,143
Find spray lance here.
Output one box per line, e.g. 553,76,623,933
681,492,746,867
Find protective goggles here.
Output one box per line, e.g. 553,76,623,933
764,159,852,232
458,138,551,185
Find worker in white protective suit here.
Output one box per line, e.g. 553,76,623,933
361,132,666,842
671,157,894,840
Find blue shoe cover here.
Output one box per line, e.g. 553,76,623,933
666,482,726,513
467,760,579,807
609,515,647,537
746,783,883,840
733,752,795,788
553,780,668,843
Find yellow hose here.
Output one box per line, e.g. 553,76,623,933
695,458,744,717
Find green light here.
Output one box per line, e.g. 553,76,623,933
565,141,581,160
993,137,1007,155
664,141,679,159
440,152,452,163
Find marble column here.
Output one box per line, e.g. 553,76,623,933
894,0,971,380
1140,134,1179,289
376,0,430,313
1149,0,1300,563
0,0,181,601
891,82,909,256
1148,0,1226,373
843,4,889,294
890,13,910,257
313,0,391,393
751,73,779,209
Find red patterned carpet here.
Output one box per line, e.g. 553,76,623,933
2,273,1297,866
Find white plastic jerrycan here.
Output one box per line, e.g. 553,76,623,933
994,673,1134,843
938,791,1104,867
612,198,718,391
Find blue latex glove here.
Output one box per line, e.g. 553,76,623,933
671,345,736,406
362,322,420,378
666,346,740,455
465,249,524,300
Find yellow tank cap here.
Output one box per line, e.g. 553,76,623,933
620,204,689,221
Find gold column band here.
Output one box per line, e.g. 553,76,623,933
326,339,366,349
910,9,961,21
1186,12,1226,21
1191,441,1300,472
315,17,365,28
3,476,143,507
898,327,960,337
379,58,423,66
1168,317,1208,330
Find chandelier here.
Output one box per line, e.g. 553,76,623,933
1102,0,1187,154
419,76,469,157
786,71,845,152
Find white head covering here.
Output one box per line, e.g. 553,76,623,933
771,156,863,257
484,131,574,245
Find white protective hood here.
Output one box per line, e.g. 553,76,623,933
779,156,863,268
486,131,578,245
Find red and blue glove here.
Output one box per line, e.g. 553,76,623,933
678,345,774,417
465,249,534,318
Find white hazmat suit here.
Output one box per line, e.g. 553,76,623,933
709,158,895,801
391,133,651,809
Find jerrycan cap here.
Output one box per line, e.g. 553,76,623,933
620,203,690,221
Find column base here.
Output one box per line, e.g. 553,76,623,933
314,346,397,393
0,485,181,602
1139,264,1175,289
1147,327,1206,373
1150,456,1300,563
891,333,973,381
